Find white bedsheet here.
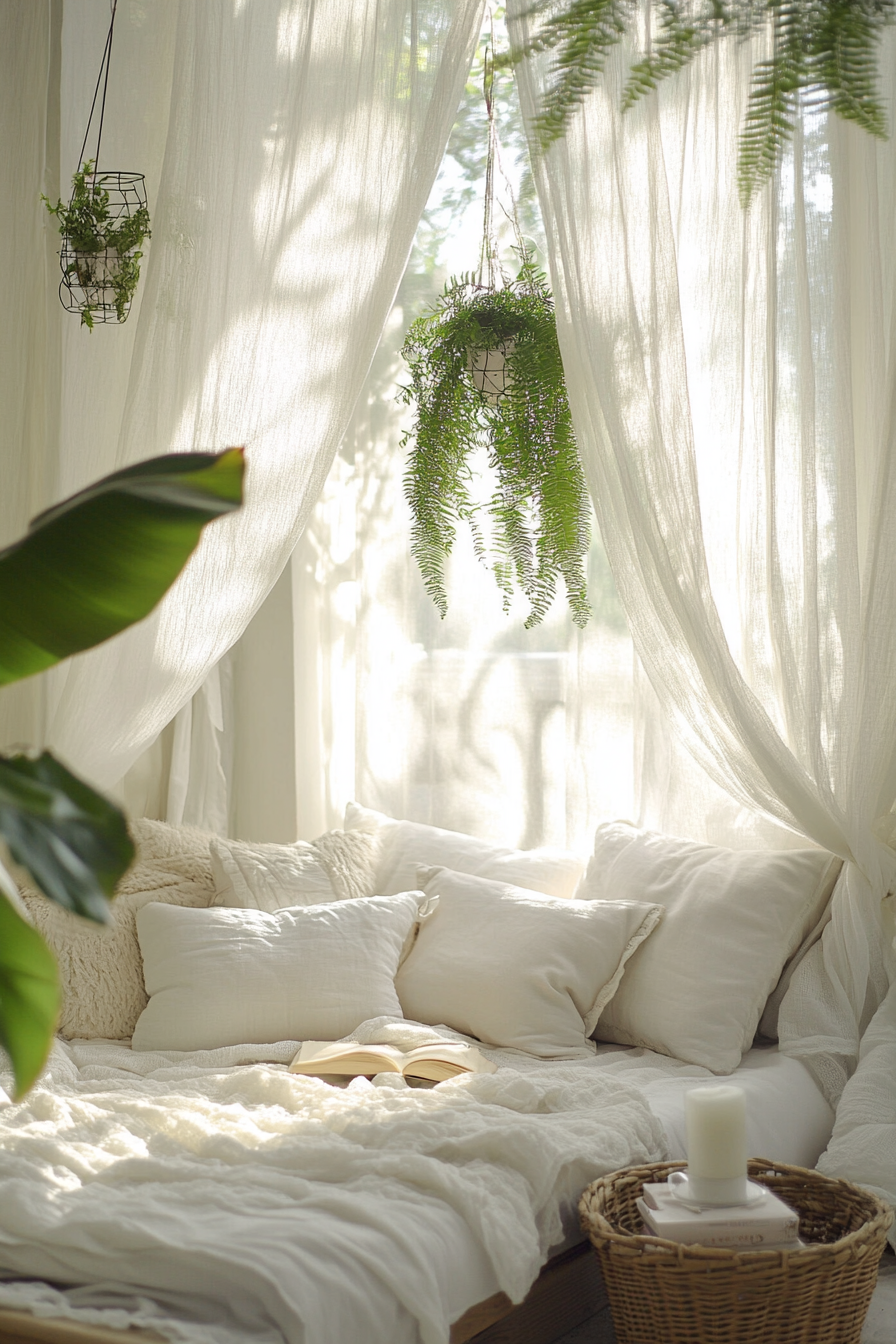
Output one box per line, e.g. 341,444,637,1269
591,1041,836,1169
0,1029,855,1344
0,1031,666,1344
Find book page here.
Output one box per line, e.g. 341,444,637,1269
402,1043,496,1077
289,1041,405,1074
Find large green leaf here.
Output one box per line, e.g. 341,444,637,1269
0,448,244,1096
0,449,244,686
0,888,61,1098
0,753,134,923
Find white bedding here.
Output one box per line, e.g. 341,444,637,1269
0,1028,850,1344
590,1041,836,1170
0,1029,666,1344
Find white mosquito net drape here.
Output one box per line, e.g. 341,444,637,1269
509,6,896,1225
0,0,483,793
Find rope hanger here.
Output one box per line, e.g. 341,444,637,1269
476,9,528,294
77,0,119,182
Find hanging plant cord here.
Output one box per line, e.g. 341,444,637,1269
400,25,592,629
42,0,151,329
77,0,119,178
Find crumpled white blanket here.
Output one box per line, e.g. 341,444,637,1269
0,1025,667,1344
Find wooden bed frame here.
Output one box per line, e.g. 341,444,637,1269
0,1240,606,1344
451,1241,606,1342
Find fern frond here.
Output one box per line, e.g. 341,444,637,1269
622,1,717,109
529,0,636,149
514,0,895,207
738,2,807,205
810,0,892,137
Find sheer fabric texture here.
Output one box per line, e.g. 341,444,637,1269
0,0,484,793
151,29,639,851
509,4,896,1223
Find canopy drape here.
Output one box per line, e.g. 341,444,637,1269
0,0,484,790
509,4,896,1228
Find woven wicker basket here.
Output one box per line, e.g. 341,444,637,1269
579,1158,894,1344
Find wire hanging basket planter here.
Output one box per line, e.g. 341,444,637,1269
43,1,150,329
399,30,591,630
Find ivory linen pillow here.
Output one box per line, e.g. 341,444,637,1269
345,801,584,899
133,891,434,1052
395,866,662,1058
210,829,377,912
583,822,842,1073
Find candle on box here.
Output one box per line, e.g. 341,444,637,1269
683,1084,748,1206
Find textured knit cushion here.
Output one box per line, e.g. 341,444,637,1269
395,866,662,1058
583,822,842,1072
132,891,434,1052
345,801,584,899
209,828,377,912
20,818,217,1041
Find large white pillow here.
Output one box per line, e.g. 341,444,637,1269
395,866,662,1059
583,822,842,1073
132,891,433,1052
345,801,584,899
20,818,218,1040
209,829,377,912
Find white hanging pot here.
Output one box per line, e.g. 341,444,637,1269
468,338,515,404
70,245,119,293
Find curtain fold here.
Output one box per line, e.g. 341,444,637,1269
509,3,896,1222
1,0,484,793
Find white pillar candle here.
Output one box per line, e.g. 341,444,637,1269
684,1085,748,1204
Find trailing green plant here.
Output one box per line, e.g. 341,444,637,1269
511,0,895,205
43,161,151,328
400,255,591,629
0,449,244,1097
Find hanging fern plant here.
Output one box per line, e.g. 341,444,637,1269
401,35,590,630
512,0,896,206
400,255,591,629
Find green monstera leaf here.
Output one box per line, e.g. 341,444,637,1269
0,449,244,1097
0,889,60,1098
0,449,244,685
0,753,134,924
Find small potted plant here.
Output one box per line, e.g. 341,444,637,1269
400,252,591,629
43,160,151,329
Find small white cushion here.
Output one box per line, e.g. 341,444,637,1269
395,866,662,1059
132,891,433,1052
584,822,842,1073
345,801,583,899
210,829,378,912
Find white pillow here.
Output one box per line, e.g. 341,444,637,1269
583,822,842,1073
345,801,584,899
210,828,378,912
395,866,662,1059
132,891,433,1052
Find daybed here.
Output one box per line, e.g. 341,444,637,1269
0,805,872,1344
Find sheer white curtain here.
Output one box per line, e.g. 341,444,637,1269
233,32,639,854
0,0,483,797
510,6,896,1215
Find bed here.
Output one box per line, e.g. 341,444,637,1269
0,806,887,1344
0,1037,833,1344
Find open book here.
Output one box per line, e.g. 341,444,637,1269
290,1039,497,1083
